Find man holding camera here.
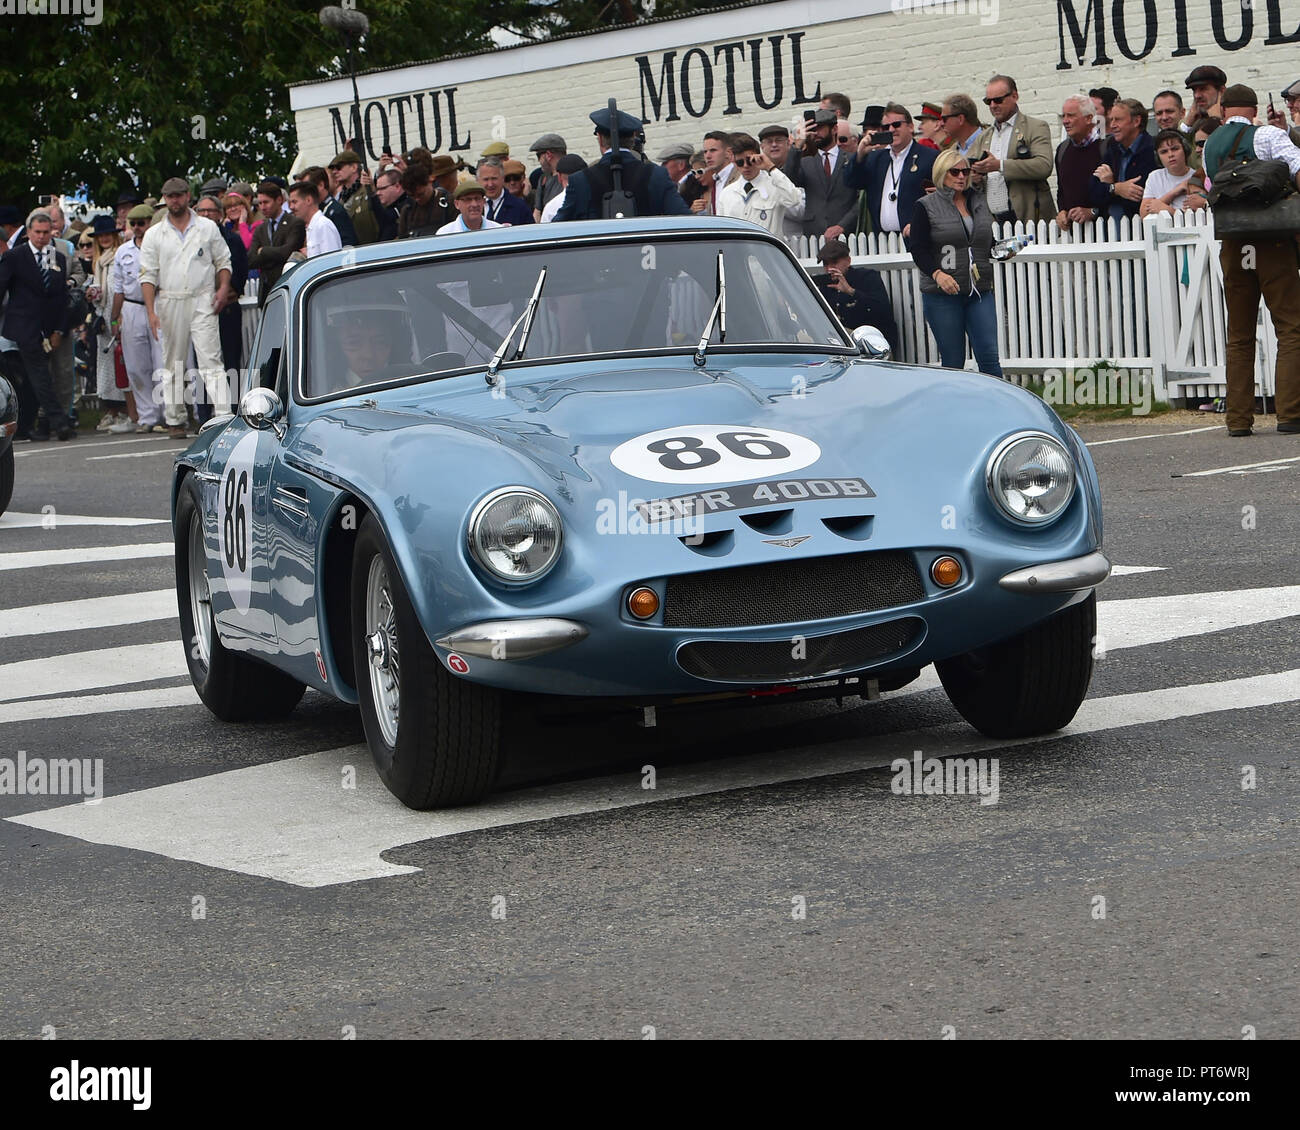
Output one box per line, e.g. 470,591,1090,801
816,239,899,357
843,102,936,237
783,108,859,242
717,133,802,235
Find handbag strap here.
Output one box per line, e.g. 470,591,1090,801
1227,125,1249,162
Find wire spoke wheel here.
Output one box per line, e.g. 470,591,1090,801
365,557,401,747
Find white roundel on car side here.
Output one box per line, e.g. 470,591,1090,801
610,425,822,484
217,430,260,614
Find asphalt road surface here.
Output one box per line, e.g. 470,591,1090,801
1,416,1297,1039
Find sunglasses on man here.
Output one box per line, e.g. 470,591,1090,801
983,93,1012,106
128,219,150,227
504,173,525,183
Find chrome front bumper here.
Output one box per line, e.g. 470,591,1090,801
998,551,1111,593
435,618,588,660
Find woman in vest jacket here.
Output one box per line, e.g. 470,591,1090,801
908,147,1003,377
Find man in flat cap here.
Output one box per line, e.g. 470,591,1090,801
1184,65,1227,130
110,203,166,432
1268,78,1300,147
555,105,689,221
329,149,364,204
539,154,587,223
656,142,693,188
481,141,510,160
529,133,568,219
784,107,858,241
1202,84,1300,437
139,176,234,436
437,181,504,235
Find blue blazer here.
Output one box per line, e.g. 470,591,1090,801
486,192,535,226
843,142,937,233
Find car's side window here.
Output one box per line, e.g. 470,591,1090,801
248,297,287,395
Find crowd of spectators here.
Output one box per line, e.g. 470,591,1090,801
1,68,1298,440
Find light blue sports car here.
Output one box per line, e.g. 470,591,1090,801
172,218,1108,809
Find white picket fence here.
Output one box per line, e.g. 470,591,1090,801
790,210,1284,403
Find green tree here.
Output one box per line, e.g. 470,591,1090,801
0,0,726,210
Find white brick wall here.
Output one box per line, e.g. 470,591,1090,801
290,0,1300,169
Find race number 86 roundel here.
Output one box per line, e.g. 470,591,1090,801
610,425,821,484
217,430,260,614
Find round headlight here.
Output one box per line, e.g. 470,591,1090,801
987,433,1076,525
468,487,563,583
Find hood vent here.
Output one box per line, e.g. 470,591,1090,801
822,515,873,541
679,528,733,556
740,509,794,535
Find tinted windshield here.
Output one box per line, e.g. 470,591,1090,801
302,236,850,399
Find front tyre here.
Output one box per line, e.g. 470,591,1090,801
175,475,306,721
0,445,13,516
350,515,501,809
936,592,1096,738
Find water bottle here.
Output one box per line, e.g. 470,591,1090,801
990,233,1035,261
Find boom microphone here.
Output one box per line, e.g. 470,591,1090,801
319,6,370,36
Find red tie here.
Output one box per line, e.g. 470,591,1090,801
823,152,831,178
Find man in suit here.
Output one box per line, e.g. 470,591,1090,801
970,75,1055,225
843,102,937,238
248,181,305,306
555,106,691,221
0,209,77,440
477,157,534,225
685,130,741,216
783,108,859,241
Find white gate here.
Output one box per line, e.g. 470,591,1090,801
791,211,1285,403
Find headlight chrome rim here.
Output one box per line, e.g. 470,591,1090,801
985,431,1076,526
467,486,564,584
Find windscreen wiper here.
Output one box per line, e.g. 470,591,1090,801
485,267,547,386
694,251,726,367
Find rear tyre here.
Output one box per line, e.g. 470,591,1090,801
936,592,1096,738
175,475,306,721
0,445,13,516
350,515,501,809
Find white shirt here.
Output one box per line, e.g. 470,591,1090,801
877,146,910,232
138,211,231,298
540,189,566,224
436,216,504,235
111,240,145,302
1142,167,1196,207
1214,117,1300,179
717,168,803,234
986,111,1018,215
305,209,343,257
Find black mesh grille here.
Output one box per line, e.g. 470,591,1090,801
677,618,923,683
663,550,924,629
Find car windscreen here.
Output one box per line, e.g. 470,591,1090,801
301,236,851,399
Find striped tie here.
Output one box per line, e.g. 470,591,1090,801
40,249,52,289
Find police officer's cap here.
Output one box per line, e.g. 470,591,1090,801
590,107,643,137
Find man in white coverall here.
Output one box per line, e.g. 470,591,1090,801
139,177,234,436
110,203,165,431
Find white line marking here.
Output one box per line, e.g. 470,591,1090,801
0,642,186,703
0,685,198,726
0,543,172,572
1176,454,1300,478
85,448,186,462
0,590,175,640
1110,565,1166,576
0,512,168,529
15,436,183,458
1086,425,1220,446
11,668,1299,887
1097,586,1300,650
